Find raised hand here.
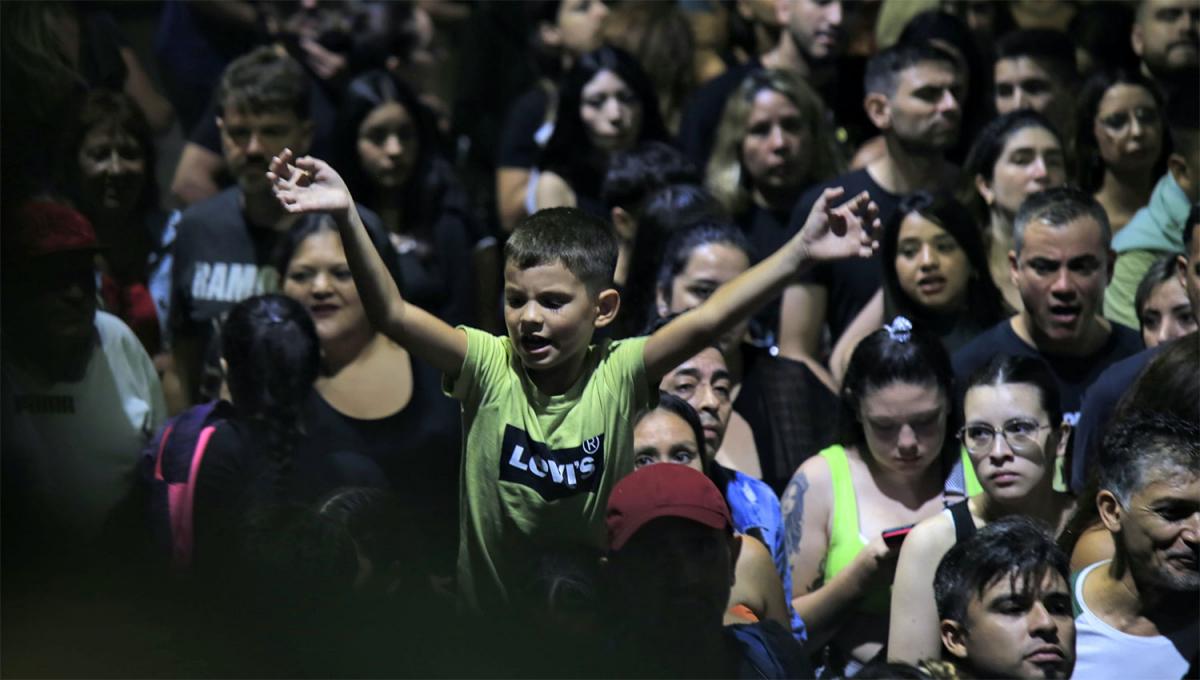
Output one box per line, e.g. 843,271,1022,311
797,188,881,264
268,148,352,216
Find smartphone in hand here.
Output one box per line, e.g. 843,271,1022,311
882,524,915,551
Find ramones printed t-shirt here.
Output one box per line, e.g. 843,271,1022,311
445,328,653,613
170,188,383,398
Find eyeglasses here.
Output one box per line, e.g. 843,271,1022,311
958,418,1051,454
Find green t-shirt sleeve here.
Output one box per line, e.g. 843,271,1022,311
596,335,655,414
443,326,508,405
1105,249,1159,331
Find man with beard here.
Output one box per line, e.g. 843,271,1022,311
780,43,962,363
1071,410,1199,680
951,187,1142,430
677,0,850,168
991,30,1078,145
1131,0,1199,103
2,201,166,549
168,47,382,403
657,343,794,632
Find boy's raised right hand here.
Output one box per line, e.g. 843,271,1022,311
268,148,352,218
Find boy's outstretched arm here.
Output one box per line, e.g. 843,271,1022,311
269,150,467,376
644,187,878,384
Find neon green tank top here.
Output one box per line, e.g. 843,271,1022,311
818,444,981,615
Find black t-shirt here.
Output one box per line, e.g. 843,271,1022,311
300,354,462,569
192,412,387,569
676,60,760,168
169,188,385,398
1069,344,1160,493
497,87,550,169
394,179,491,329
788,168,901,342
951,320,1144,425
300,356,461,506
739,204,795,344
732,344,839,496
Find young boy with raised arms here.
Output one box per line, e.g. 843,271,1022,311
267,148,879,613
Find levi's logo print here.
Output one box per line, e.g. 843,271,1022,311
500,425,604,501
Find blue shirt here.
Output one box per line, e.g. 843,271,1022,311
722,466,806,641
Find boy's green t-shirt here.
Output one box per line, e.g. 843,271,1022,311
445,327,654,613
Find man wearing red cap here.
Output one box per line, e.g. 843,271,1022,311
600,464,811,678
2,200,166,549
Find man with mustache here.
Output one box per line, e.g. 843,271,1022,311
657,342,795,634
934,516,1076,680
1071,410,1199,680
1132,0,1199,103
951,187,1142,435
991,30,1078,146
168,47,383,404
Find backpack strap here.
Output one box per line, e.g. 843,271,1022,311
152,423,177,481
171,423,218,567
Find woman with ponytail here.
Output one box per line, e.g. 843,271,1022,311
191,294,343,572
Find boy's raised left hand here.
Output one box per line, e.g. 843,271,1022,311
797,187,880,264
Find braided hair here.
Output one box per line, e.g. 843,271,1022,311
221,294,321,496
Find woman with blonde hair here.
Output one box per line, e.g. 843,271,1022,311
706,69,844,342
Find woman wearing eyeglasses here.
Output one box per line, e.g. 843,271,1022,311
887,354,1075,665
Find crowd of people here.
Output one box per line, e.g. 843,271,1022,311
1,0,1198,677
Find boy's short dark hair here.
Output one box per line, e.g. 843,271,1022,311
934,516,1070,624
864,43,958,97
217,46,311,119
994,30,1078,84
505,207,618,295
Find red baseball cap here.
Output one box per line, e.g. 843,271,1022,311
606,464,732,552
4,201,101,264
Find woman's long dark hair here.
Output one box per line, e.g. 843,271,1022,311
960,109,1064,224
274,214,405,297
333,70,467,245
538,45,669,200
839,323,960,473
633,391,736,503
616,183,725,338
222,294,321,493
1074,68,1168,193
881,191,1005,329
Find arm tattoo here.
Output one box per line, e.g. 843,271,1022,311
807,556,826,593
781,473,809,559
